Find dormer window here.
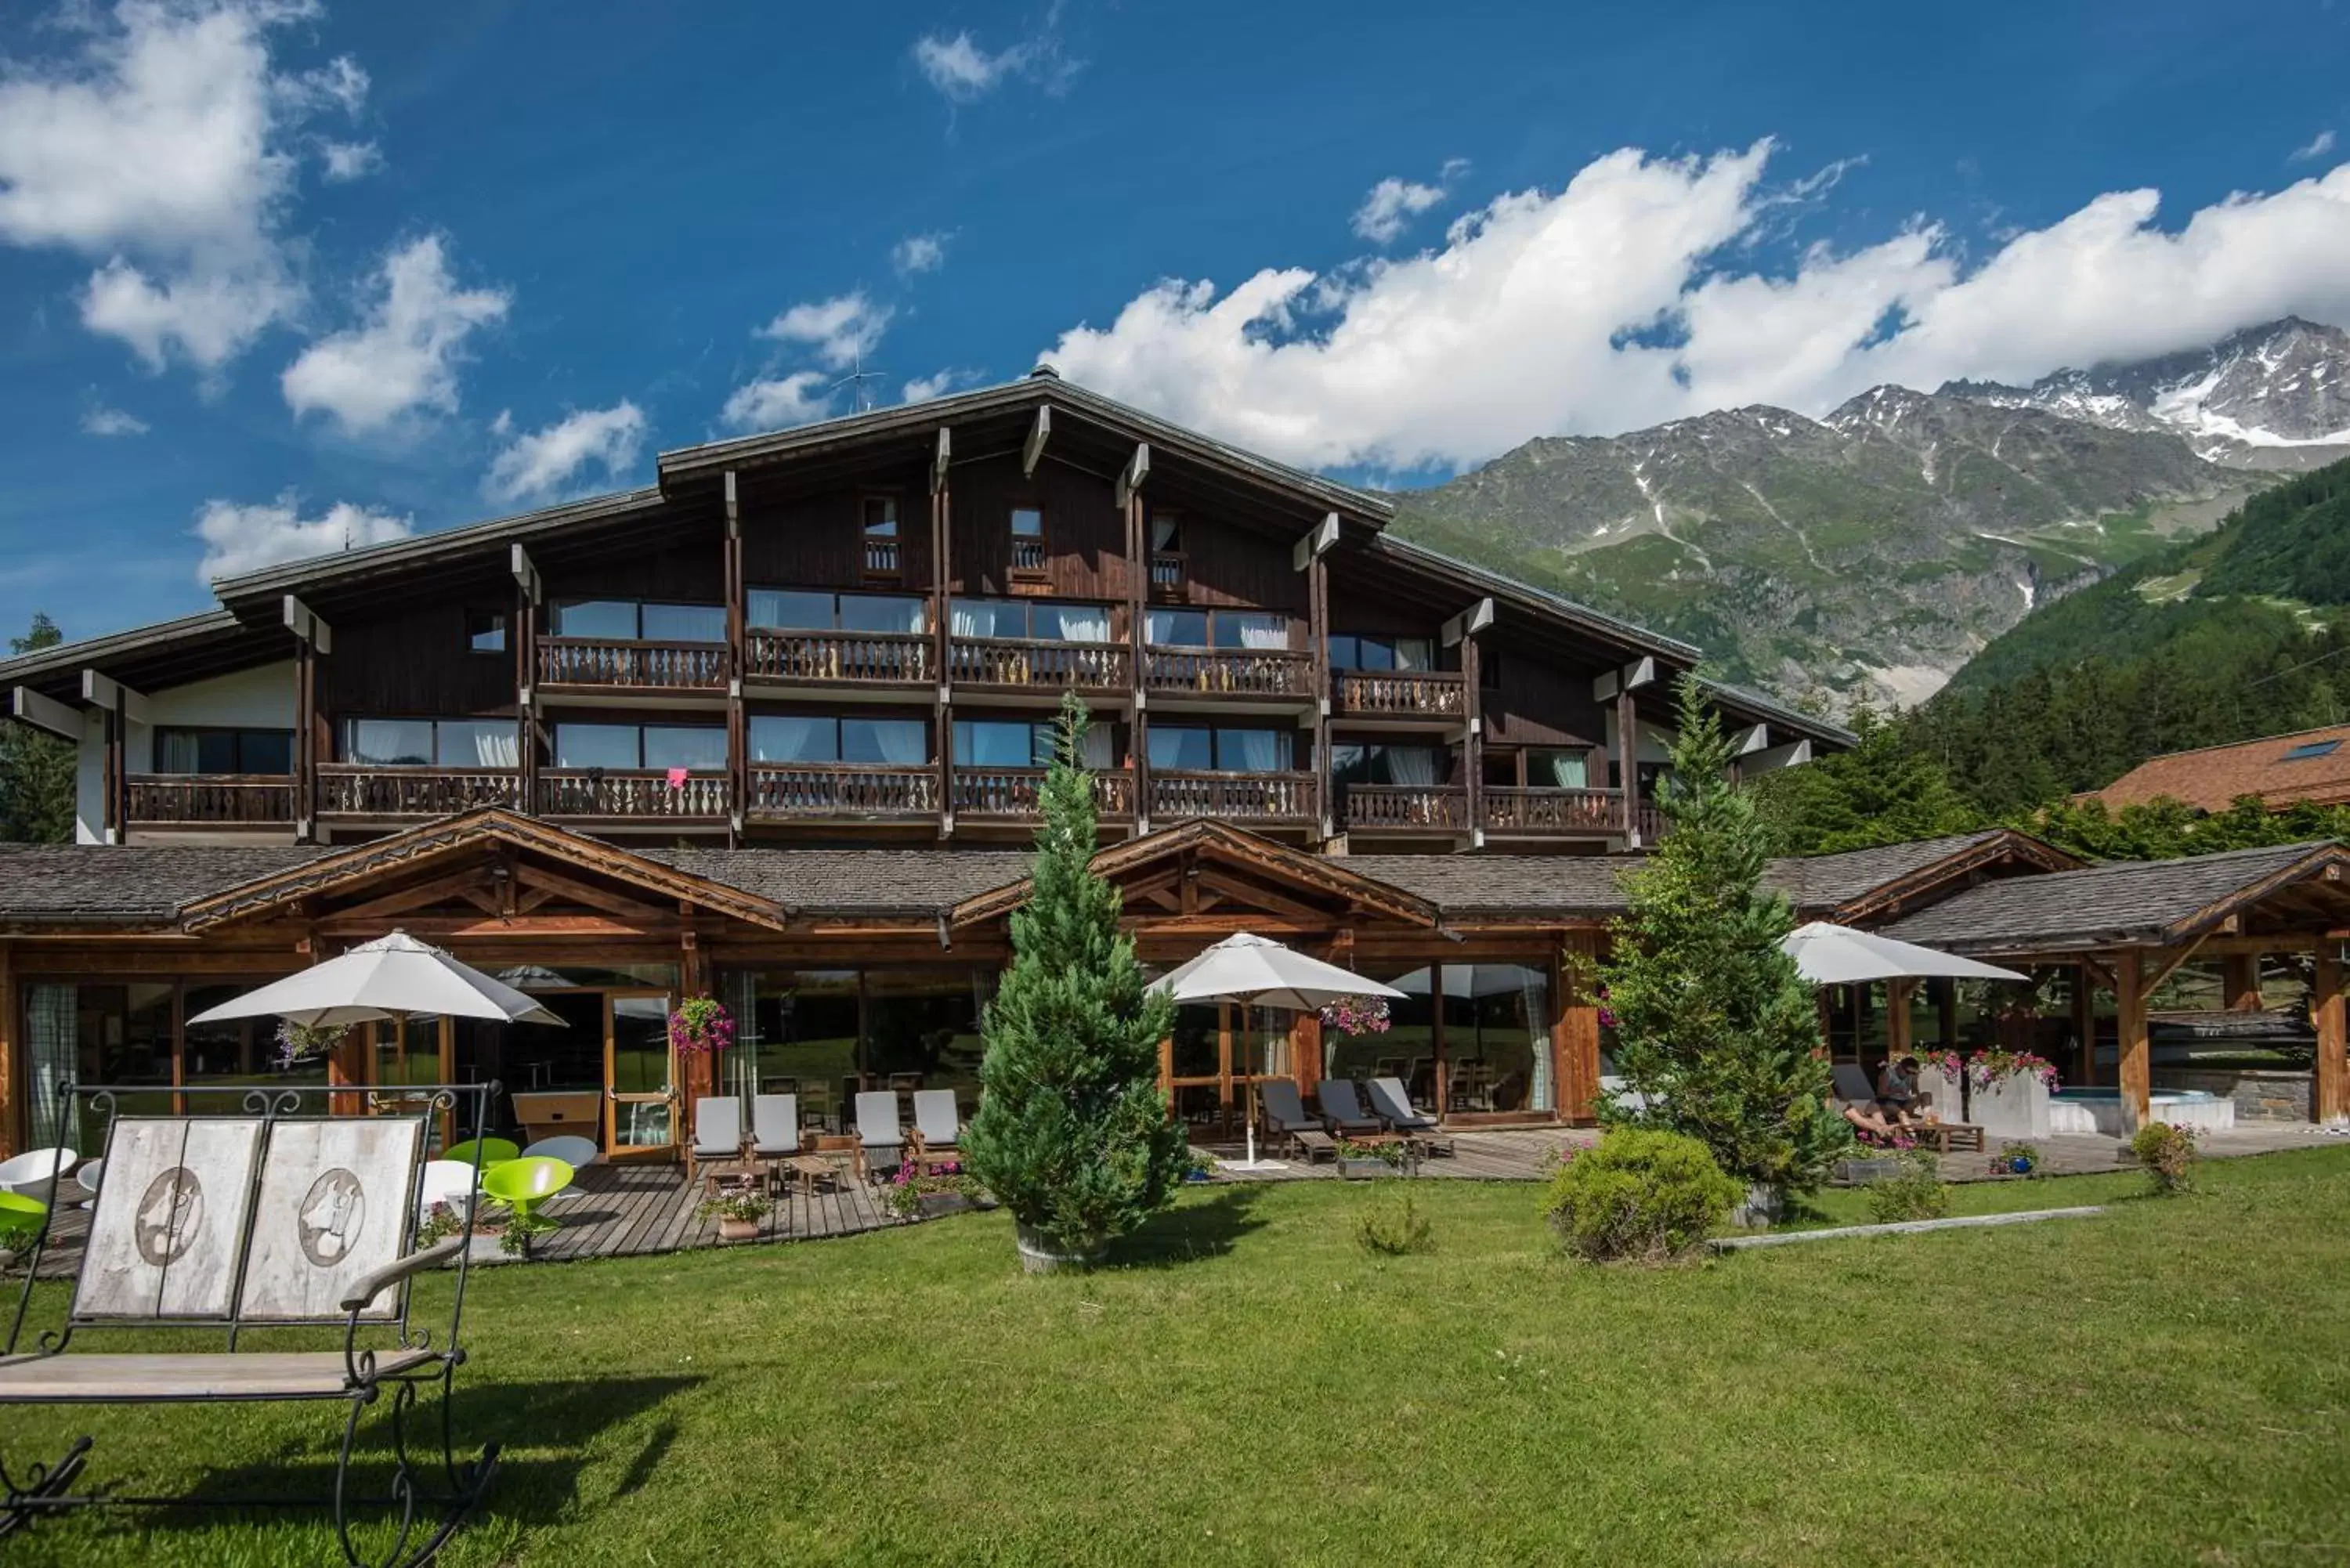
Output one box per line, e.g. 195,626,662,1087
862,495,900,580
1010,505,1047,578
1149,512,1185,593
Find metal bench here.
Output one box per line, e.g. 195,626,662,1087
1,1082,502,1566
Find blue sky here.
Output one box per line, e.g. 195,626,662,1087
2,0,2348,644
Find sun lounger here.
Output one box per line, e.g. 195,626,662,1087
1258,1080,1336,1162
1365,1077,1454,1155
752,1093,801,1159
1315,1079,1384,1137
909,1090,960,1172
689,1095,742,1182
855,1090,905,1176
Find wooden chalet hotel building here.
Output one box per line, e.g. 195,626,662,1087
0,370,1850,1159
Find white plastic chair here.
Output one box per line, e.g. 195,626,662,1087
417,1158,483,1219
72,1159,104,1207
0,1147,78,1208
520,1136,598,1198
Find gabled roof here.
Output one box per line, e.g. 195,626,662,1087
0,842,328,927
1768,829,2079,920
175,810,794,932
645,847,1034,918
0,609,269,704
1878,840,2350,953
2087,724,2350,815
949,819,1441,929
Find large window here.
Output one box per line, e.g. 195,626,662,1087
1147,726,1292,772
1329,742,1448,788
1329,632,1436,671
1010,505,1047,573
553,723,727,771
342,718,518,768
154,726,293,775
750,715,928,765
1146,609,1292,649
1527,747,1591,789
748,589,926,634
952,717,1113,769
1329,962,1441,1112
722,967,995,1135
949,598,1112,642
550,599,727,643
1443,963,1553,1115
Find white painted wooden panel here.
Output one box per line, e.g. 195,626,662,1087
238,1118,422,1323
71,1118,263,1322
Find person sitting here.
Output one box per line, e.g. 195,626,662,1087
1838,1100,1902,1143
1876,1056,1936,1125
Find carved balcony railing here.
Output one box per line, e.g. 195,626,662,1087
317,765,522,818
949,637,1131,691
953,768,1135,822
1149,770,1317,823
536,638,730,692
537,769,730,821
863,537,901,577
1141,647,1314,699
744,629,934,685
1632,800,1668,844
125,774,295,826
746,763,937,818
1480,786,1625,834
1148,551,1187,592
1333,670,1466,718
1342,784,1469,832
1011,538,1048,573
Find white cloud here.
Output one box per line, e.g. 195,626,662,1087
81,403,149,436
1045,145,2350,471
281,234,509,434
1351,159,1470,244
192,493,412,581
902,368,983,403
910,15,1077,103
0,0,372,370
756,291,890,371
484,401,646,504
318,138,381,181
892,232,949,276
2290,129,2337,163
721,370,836,431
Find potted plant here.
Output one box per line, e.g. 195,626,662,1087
1967,1049,2059,1139
668,996,735,1111
416,1197,518,1266
273,1018,349,1069
883,1162,980,1220
1989,1140,2043,1176
697,1185,772,1241
1334,1137,1407,1180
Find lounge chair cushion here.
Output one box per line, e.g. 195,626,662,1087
692,1097,741,1155
911,1089,959,1147
751,1094,800,1155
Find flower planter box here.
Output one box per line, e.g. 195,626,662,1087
1835,1158,1905,1185
916,1191,977,1219
1970,1075,2052,1140
1337,1158,1396,1180
715,1216,760,1241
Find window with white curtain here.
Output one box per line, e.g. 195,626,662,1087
1530,748,1589,789
845,719,928,765
644,726,728,771
1042,602,1112,643
1145,609,1209,646
555,724,642,769
342,717,515,768
839,594,926,634
1214,613,1291,651
551,600,726,641
955,719,1054,768
951,598,1018,638
750,715,827,763
641,604,728,643
1148,727,1290,771
748,590,833,630
751,591,927,634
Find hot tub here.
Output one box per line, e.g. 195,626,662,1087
2048,1086,2236,1136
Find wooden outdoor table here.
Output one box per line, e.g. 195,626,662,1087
784,1153,854,1196
700,1158,773,1198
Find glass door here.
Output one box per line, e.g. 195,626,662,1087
606,992,677,1158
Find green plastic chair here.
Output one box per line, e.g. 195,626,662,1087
443,1137,521,1172
481,1156,574,1225
0,1190,49,1250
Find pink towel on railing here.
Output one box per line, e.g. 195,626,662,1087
666,766,689,789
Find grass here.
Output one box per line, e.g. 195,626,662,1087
7,1149,2350,1566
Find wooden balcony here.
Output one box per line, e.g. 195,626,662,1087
1480,786,1626,835
537,769,730,822
746,763,937,820
1333,670,1466,719
1149,770,1317,824
1141,648,1315,699
1342,784,1469,833
949,637,1131,692
744,630,934,686
536,638,730,693
318,765,522,818
953,768,1136,822
1148,551,1187,594
125,774,295,828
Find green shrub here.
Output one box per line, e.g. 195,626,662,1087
2130,1122,2200,1195
1864,1152,1950,1223
1356,1184,1434,1256
1542,1129,1741,1263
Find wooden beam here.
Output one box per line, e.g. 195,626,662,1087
2222,952,2262,1010
1192,867,1329,924
0,941,16,1161
80,668,150,726
9,685,86,742
2114,949,2152,1132
324,867,510,926
1115,442,1151,510
931,427,952,494
2138,928,2215,1003
510,543,542,605
1732,723,1770,756
1555,934,1602,1124
282,594,331,656
2070,963,2098,1086
315,914,666,939
1291,511,1340,571
508,862,671,923
722,469,741,540
1439,598,1495,648
2316,944,2347,1125
1022,403,1051,478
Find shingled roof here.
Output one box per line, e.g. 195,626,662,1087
1878,840,2350,953
0,844,327,926
645,849,1036,917
2087,724,2350,814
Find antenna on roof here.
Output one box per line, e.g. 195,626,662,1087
833,348,887,414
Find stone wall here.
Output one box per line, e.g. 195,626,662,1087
2155,1068,2312,1123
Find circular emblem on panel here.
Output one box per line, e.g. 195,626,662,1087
298,1168,367,1267
135,1167,204,1266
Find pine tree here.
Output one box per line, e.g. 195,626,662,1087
0,614,75,844
962,694,1186,1264
1753,704,1981,854
1600,677,1849,1194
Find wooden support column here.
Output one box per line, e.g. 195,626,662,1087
2114,949,2152,1131
2222,952,2262,1011
1123,444,1151,835
2071,963,2098,1086
0,941,16,1161
1444,596,1495,850
283,598,331,841
1934,976,1958,1051
724,471,747,843
1291,1010,1322,1096
1615,684,1638,846
512,544,541,816
1308,544,1331,841
933,429,954,839
2316,944,2347,1125
1885,977,1915,1062
1555,932,1603,1124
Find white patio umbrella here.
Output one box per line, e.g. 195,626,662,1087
1779,922,2028,986
188,930,568,1030
1148,934,1405,1170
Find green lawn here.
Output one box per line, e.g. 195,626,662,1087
9,1149,2350,1566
